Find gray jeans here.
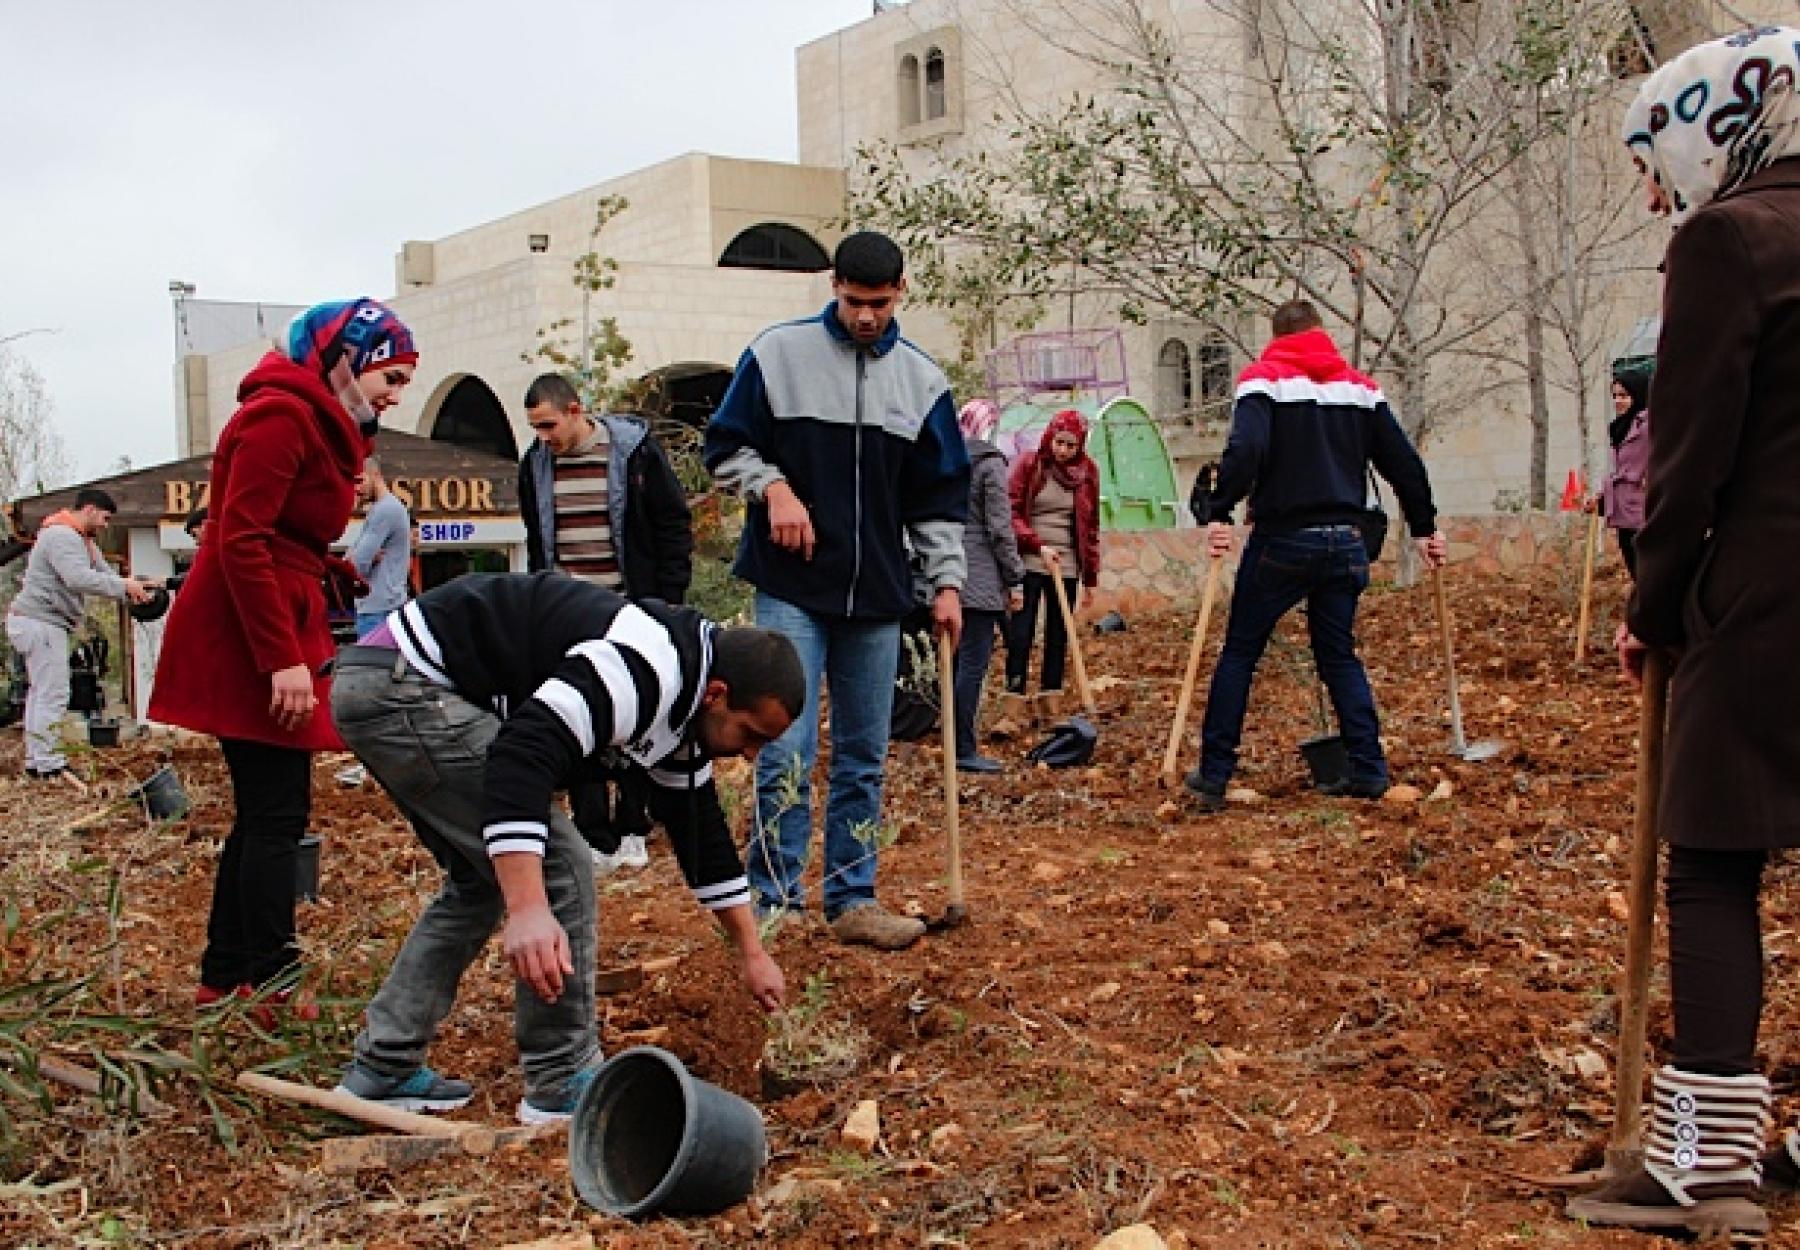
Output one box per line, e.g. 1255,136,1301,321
331,654,598,1104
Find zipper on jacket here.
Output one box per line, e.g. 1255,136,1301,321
848,351,865,617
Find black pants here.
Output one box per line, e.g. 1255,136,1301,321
954,608,1005,759
201,738,312,989
1616,528,1639,579
1005,572,1079,695
1667,845,1767,1076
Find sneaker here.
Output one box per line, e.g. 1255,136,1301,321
335,1064,474,1113
25,764,69,781
956,755,1002,775
1181,770,1227,813
829,902,926,951
195,983,320,1030
334,763,367,787
518,1064,601,1126
1319,776,1389,800
614,834,650,869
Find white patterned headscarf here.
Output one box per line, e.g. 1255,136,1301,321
1623,26,1800,222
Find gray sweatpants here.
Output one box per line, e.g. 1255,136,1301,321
6,613,69,772
331,653,598,1105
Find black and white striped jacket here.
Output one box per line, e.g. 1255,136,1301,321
386,572,748,913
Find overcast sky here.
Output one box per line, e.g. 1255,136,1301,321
4,0,869,483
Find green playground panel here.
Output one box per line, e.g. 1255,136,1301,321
997,397,1181,531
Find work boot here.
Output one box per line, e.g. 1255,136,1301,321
1181,769,1227,813
1033,689,1065,722
1565,1066,1770,1237
829,902,926,951
1320,776,1389,800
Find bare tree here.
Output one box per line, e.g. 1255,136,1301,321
852,0,1639,455
0,343,69,505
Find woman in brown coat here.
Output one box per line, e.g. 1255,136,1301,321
1571,27,1800,1239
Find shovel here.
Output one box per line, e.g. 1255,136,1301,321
1508,650,1669,1190
1161,555,1224,788
925,632,967,932
1044,551,1098,717
1430,567,1504,762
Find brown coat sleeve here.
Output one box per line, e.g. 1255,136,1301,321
1628,208,1761,648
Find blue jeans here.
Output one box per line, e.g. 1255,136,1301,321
954,608,1005,760
747,592,900,919
1197,527,1386,788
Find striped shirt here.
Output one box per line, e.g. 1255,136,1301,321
383,573,748,913
553,420,622,588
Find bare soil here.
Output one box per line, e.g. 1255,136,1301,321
7,562,1800,1248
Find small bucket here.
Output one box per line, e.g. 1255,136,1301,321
87,718,122,748
570,1046,767,1218
295,836,322,903
130,765,190,821
1299,733,1350,790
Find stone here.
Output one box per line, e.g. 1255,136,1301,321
842,1099,881,1154
1225,786,1263,805
1093,1223,1168,1249
928,1123,965,1155
1032,861,1066,882
1426,780,1453,802
1383,784,1423,805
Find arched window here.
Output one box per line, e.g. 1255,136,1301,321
430,375,517,460
718,223,832,273
924,48,947,121
897,54,921,127
1157,338,1193,415
1197,335,1233,403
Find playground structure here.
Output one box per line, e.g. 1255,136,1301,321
984,328,1183,530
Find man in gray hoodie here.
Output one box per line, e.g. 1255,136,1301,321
5,489,155,778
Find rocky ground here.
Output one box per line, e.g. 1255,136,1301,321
6,559,1800,1248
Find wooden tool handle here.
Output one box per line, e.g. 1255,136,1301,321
237,1071,494,1150
1161,558,1223,787
1574,510,1602,665
1431,567,1467,750
1045,559,1097,715
1610,650,1670,1162
937,635,964,909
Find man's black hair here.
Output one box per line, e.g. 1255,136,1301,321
832,231,906,288
710,627,806,719
524,373,582,412
1271,299,1323,338
75,488,118,513
183,506,208,536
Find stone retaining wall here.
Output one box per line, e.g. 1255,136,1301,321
1086,513,1598,619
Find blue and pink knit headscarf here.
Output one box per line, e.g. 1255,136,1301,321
283,298,417,378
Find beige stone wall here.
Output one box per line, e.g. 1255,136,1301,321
405,155,844,289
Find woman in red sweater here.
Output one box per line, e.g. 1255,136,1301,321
152,299,416,1015
1004,409,1101,719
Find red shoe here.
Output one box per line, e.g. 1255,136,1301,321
195,983,319,1028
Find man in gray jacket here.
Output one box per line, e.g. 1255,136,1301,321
5,489,155,778
346,456,412,638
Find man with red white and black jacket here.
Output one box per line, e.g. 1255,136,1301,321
328,572,802,1125
1185,300,1446,809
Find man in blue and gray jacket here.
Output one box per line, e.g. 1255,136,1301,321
704,230,969,951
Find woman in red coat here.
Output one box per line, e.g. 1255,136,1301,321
152,298,416,1013
1003,409,1101,719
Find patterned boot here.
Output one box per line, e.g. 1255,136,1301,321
1566,1066,1769,1237
1760,1126,1800,1193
